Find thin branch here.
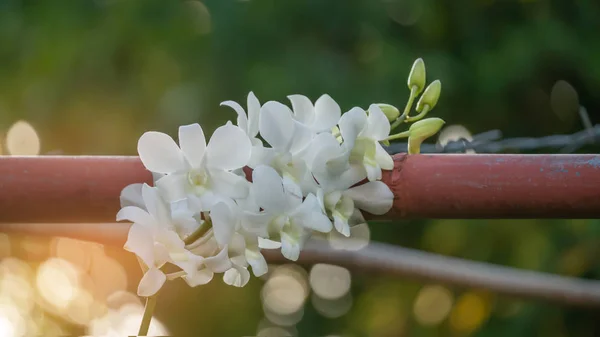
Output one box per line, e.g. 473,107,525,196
386,125,600,154
2,222,600,307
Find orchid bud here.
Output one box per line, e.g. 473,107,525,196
408,117,445,154
377,104,400,122
408,58,426,94
416,80,441,113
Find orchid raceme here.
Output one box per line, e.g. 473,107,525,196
115,59,446,336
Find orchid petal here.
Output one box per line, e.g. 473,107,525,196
344,181,394,215
365,104,390,140
251,165,287,212
288,94,314,125
203,247,232,273
137,131,186,174
210,202,235,247
223,265,250,287
245,248,268,277
247,92,261,137
314,94,341,131
124,223,155,268
206,124,252,170
120,183,144,209
137,267,166,297
221,100,248,134
178,123,207,168
117,206,155,227
259,101,295,151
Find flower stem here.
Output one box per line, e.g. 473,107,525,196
390,86,418,131
385,130,411,141
138,293,158,336
184,217,212,245
405,105,430,122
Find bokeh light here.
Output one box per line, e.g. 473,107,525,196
311,292,353,319
413,285,454,326
438,125,475,154
449,291,493,334
5,121,40,155
262,265,309,316
309,264,351,300
36,258,80,310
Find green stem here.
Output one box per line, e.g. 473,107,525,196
385,130,411,141
138,293,158,336
184,217,212,245
390,86,418,130
405,105,430,122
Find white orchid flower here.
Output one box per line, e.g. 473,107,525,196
339,105,394,181
117,184,217,296
287,94,341,133
255,101,317,192
221,92,266,168
302,130,394,236
210,198,269,278
137,123,252,211
244,166,332,261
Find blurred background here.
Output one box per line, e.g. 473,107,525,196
1,0,600,336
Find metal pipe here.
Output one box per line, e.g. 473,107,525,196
0,154,599,223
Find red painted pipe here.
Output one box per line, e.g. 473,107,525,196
0,154,599,223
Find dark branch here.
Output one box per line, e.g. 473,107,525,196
386,124,600,154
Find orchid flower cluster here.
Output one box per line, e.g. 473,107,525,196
117,58,444,299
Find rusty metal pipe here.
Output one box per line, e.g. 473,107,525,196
0,154,599,223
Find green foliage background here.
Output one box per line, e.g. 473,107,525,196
1,0,599,336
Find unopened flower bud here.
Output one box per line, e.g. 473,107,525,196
408,58,426,94
408,117,445,154
377,104,400,122
416,80,441,112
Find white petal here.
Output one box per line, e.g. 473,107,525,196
245,248,268,277
280,234,301,261
251,165,287,212
248,145,276,169
314,94,341,131
333,214,350,237
203,247,232,273
241,211,271,237
289,121,315,156
178,123,207,168
120,183,144,209
365,104,391,140
116,206,155,226
259,101,295,151
288,94,314,124
258,237,282,249
137,131,186,174
206,124,252,170
375,142,394,170
223,265,250,287
303,132,339,168
137,267,166,297
141,184,170,226
209,170,250,199
282,176,303,209
344,181,394,215
210,202,235,247
124,223,155,268
183,268,214,287
365,163,381,182
294,194,333,233
247,92,261,137
221,100,248,134
338,107,367,150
